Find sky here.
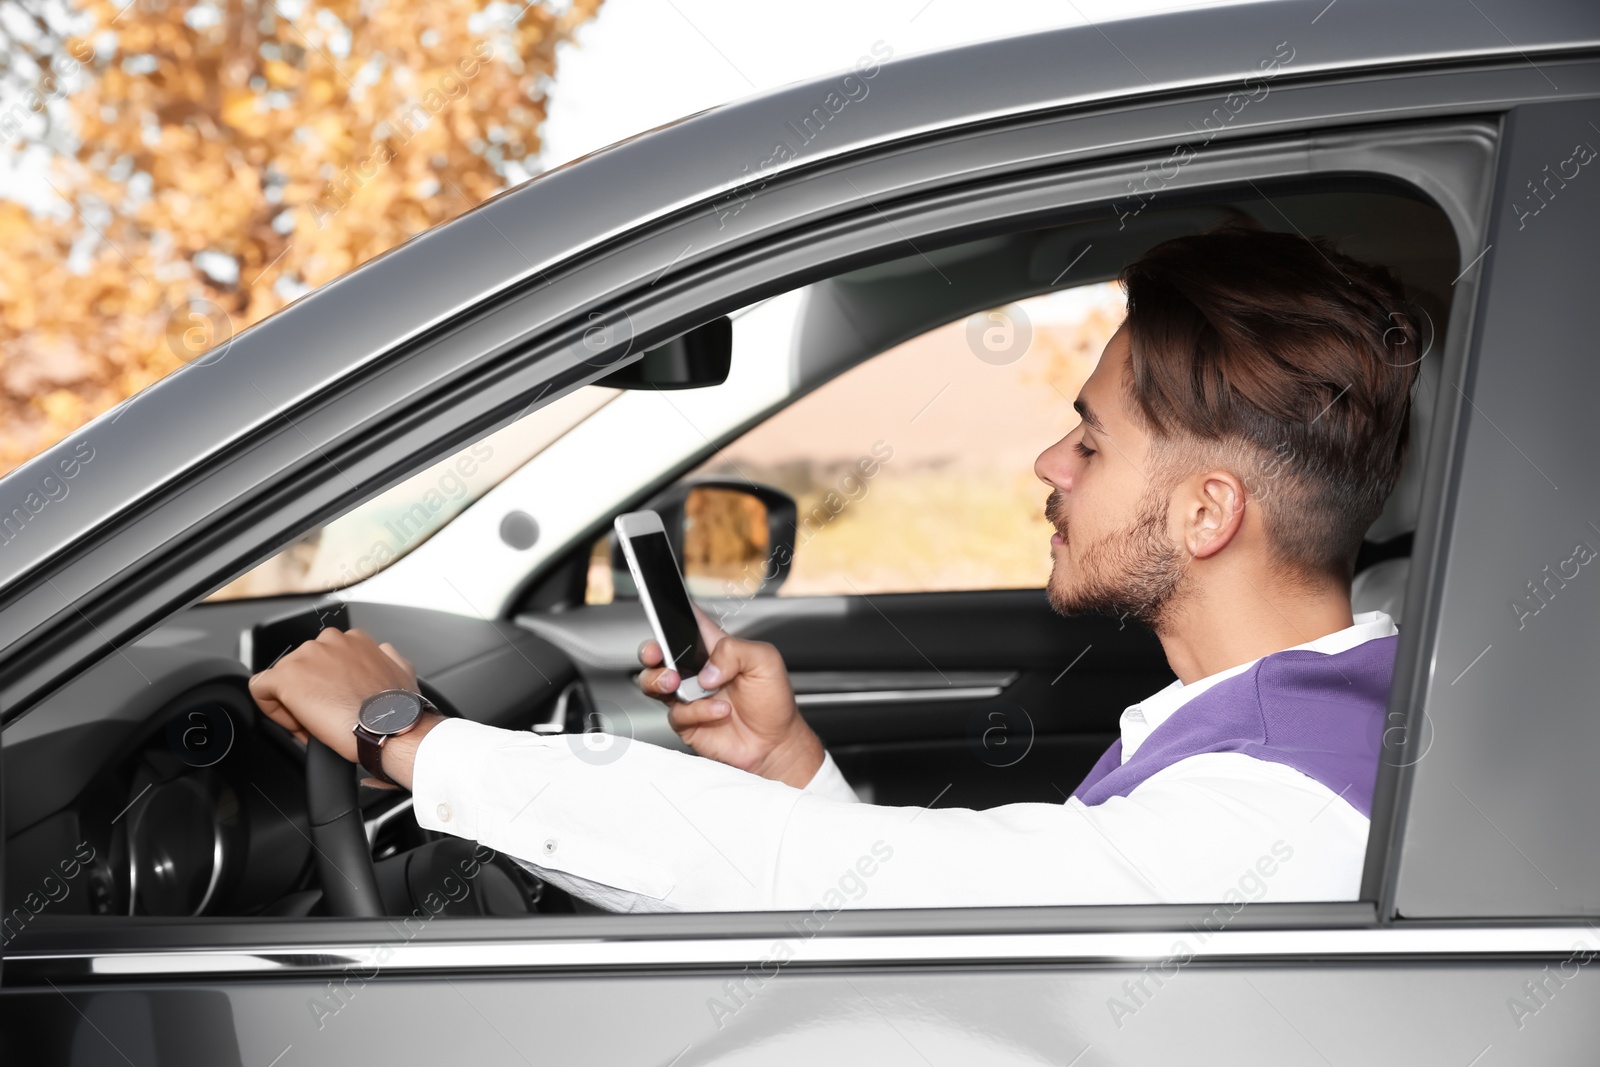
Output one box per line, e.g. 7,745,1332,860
0,0,1258,212
538,0,1256,171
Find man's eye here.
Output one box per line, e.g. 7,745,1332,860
1074,441,1096,459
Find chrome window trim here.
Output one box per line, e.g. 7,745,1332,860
788,671,1017,692
789,671,1017,709
10,925,1598,982
795,686,1006,707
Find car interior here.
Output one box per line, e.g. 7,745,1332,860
0,177,1457,927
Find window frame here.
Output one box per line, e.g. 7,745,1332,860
1376,98,1600,920
4,76,1514,978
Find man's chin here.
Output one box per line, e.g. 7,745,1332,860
1045,576,1105,618
1046,574,1159,627
1045,499,1185,627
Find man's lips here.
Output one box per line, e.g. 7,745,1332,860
1044,491,1068,549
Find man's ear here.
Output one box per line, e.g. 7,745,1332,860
1179,469,1247,560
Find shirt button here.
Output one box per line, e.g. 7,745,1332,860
543,839,558,854
436,803,452,823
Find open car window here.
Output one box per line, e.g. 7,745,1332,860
685,282,1126,598
581,282,1126,605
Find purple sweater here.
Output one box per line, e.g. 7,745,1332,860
1070,635,1397,818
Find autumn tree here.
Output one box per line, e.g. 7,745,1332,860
0,0,603,474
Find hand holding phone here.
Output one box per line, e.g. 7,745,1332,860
617,509,825,787
614,510,718,702
637,622,827,788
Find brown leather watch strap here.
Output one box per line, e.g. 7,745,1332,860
354,727,393,785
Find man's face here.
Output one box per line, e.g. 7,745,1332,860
1033,325,1188,629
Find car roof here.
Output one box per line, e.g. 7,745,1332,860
3,0,1598,595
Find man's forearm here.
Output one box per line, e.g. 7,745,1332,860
400,717,1239,912
410,717,809,911
388,711,836,795
377,710,446,790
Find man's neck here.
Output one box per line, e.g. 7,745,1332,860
1155,578,1355,686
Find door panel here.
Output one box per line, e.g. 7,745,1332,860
6,956,1598,1065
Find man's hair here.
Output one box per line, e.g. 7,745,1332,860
1118,227,1422,583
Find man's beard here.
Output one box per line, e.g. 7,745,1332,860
1045,487,1187,630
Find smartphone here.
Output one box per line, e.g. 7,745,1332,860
613,510,718,702
242,600,350,674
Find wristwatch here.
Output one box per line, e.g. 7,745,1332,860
352,689,434,786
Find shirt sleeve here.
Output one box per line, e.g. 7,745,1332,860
410,719,1366,913
800,750,860,803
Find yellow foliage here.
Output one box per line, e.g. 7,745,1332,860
220,90,264,134
0,0,605,474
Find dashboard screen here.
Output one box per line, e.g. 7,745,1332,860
245,601,350,673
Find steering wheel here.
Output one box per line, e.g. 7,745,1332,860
305,680,456,916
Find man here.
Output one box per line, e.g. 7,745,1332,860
250,228,1421,912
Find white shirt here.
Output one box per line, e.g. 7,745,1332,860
411,611,1397,912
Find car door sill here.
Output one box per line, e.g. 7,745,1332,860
9,925,1596,982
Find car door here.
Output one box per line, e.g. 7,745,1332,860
8,15,1600,1067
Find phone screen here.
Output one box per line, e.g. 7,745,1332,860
628,530,709,676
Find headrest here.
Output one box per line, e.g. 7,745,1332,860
1364,343,1441,544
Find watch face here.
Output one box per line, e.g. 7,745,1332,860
358,690,422,736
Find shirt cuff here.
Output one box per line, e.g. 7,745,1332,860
410,716,507,841
801,750,861,803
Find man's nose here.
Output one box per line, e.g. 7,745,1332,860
1035,437,1073,490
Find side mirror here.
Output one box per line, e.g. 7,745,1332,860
610,480,798,600
594,317,732,391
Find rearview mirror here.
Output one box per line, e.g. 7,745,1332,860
594,316,732,391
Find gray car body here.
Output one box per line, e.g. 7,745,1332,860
4,0,1600,1062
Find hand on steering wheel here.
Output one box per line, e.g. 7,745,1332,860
249,627,443,916
249,627,443,788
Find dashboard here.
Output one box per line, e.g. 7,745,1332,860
1,598,579,922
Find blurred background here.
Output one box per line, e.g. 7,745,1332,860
0,0,1230,597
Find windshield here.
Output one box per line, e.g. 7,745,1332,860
209,386,619,599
